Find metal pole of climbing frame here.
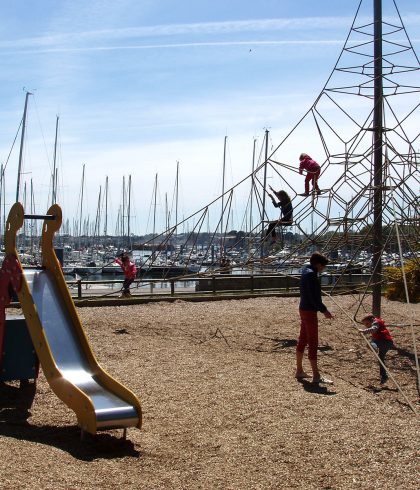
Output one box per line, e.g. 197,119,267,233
372,0,383,316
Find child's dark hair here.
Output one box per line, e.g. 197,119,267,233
361,314,375,323
275,190,291,203
309,251,329,267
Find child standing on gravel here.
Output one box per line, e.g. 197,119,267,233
359,314,396,384
296,251,334,384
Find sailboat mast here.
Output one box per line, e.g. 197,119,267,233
372,0,384,316
23,182,27,248
54,168,58,204
127,174,132,247
122,176,126,239
165,192,169,231
153,173,158,240
249,138,257,234
30,178,34,255
260,130,269,258
104,176,108,236
165,192,169,264
94,185,102,237
0,164,3,244
2,166,5,240
221,136,227,253
79,164,85,246
175,161,179,234
52,115,59,204
16,91,31,202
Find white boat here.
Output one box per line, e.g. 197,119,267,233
74,262,102,276
102,263,124,275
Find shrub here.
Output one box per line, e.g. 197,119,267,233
385,259,420,303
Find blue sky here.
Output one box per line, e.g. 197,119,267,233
0,0,419,235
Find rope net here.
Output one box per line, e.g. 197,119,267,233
133,0,418,294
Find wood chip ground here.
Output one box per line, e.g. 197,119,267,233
1,296,418,489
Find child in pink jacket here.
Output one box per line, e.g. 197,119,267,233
299,153,321,195
115,254,137,297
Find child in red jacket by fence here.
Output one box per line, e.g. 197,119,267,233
299,153,321,195
359,314,396,384
115,253,137,298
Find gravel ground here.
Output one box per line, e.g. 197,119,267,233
1,295,418,489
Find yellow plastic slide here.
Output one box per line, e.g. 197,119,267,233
5,203,142,435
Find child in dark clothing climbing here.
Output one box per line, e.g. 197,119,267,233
265,188,293,244
299,153,321,195
359,314,396,384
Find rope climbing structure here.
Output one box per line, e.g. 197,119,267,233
136,0,418,315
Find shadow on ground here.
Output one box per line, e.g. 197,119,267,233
0,381,140,461
395,347,416,362
299,379,337,396
272,338,333,353
366,383,399,394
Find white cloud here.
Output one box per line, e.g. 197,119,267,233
1,39,352,55
0,17,352,49
1,13,419,52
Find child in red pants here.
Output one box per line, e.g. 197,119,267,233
296,252,333,384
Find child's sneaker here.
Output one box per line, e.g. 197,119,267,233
313,375,334,385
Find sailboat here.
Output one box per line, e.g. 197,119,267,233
137,168,199,278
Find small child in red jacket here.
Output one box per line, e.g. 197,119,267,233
359,314,396,384
115,254,137,297
299,153,321,195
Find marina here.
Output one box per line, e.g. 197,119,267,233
0,0,418,489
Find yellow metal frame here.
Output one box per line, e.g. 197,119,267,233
5,202,142,434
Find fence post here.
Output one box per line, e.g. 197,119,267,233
170,280,175,296
77,279,82,299
212,275,216,295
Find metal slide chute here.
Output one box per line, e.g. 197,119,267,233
5,202,142,435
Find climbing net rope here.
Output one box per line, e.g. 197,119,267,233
74,0,418,311
109,0,418,405
132,0,419,285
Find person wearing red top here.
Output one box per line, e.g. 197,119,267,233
359,314,396,384
299,153,321,195
115,254,137,297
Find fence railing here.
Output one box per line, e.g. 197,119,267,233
66,273,373,300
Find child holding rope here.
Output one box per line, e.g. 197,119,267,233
115,253,137,298
265,188,293,244
359,314,396,384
